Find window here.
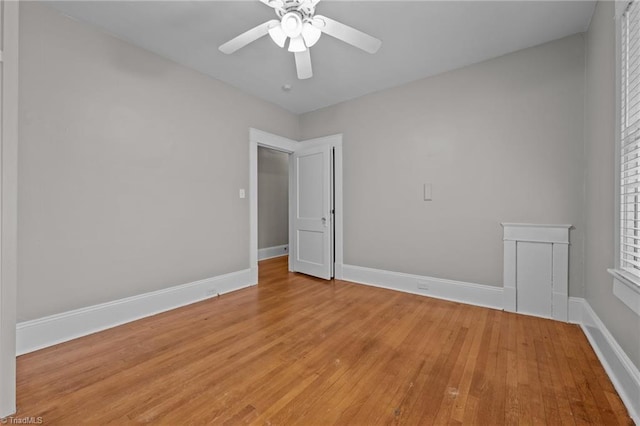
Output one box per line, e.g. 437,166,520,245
620,0,640,280
612,0,640,315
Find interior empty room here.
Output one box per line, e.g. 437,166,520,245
0,0,639,424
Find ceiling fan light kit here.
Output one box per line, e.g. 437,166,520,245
288,36,306,53
219,0,382,80
268,24,287,48
281,12,303,38
301,23,321,47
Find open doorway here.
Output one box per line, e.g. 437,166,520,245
257,147,290,266
249,128,344,283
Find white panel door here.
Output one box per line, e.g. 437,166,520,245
292,144,332,279
516,242,553,318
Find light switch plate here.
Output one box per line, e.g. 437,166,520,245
239,189,246,199
423,184,432,201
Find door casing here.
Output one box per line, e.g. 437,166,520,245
0,0,19,417
249,128,343,281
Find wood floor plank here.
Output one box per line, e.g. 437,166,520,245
450,307,488,424
539,320,576,426
11,256,633,425
504,313,520,426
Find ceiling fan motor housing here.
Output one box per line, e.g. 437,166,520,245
276,0,316,21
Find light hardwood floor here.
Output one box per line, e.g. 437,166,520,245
14,256,633,424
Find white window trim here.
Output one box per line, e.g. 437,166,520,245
609,269,640,315
612,0,640,315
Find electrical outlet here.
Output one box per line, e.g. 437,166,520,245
417,280,429,290
205,288,218,297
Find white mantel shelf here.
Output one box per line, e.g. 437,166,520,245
501,223,571,245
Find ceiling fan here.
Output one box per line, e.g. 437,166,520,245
219,0,382,80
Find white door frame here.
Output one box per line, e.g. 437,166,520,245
1,0,19,417
249,128,344,281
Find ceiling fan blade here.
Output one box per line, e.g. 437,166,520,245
260,0,285,10
312,15,381,54
219,19,280,54
294,49,313,79
304,0,321,8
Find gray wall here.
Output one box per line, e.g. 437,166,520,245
300,35,586,294
258,147,289,249
585,1,640,370
17,3,298,321
18,2,638,377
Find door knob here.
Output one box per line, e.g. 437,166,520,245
321,217,327,226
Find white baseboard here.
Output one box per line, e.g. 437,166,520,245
335,263,344,280
570,297,640,424
16,268,257,356
258,245,288,261
341,264,503,310
568,296,585,324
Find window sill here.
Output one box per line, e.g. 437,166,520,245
608,268,640,315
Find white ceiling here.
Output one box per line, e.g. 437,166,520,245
49,1,595,114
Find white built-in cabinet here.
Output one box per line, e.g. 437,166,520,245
0,0,18,417
502,223,571,321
